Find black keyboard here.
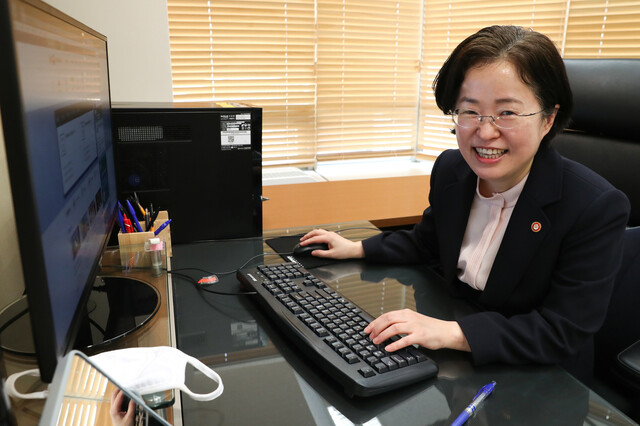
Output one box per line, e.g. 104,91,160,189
237,262,438,397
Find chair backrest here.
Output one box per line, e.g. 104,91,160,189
554,59,640,227
594,226,640,387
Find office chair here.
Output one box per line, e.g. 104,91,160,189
593,226,640,422
554,59,640,227
551,58,640,422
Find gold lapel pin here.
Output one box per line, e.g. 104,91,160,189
531,221,542,232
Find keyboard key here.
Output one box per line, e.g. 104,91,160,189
374,362,389,373
344,353,359,364
391,354,408,368
358,367,376,378
380,357,398,371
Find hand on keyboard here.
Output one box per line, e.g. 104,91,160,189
237,262,438,397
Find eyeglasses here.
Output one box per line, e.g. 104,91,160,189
452,109,545,130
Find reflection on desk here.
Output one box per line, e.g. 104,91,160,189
171,222,637,425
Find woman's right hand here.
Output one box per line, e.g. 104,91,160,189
110,388,136,426
299,229,365,260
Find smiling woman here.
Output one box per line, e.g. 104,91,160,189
452,60,557,196
297,25,631,386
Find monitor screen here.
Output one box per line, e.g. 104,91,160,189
0,0,117,382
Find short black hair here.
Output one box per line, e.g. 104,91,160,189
433,25,572,147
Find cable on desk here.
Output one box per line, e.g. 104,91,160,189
169,271,257,296
98,263,255,295
169,253,295,296
0,305,29,335
103,252,296,296
170,252,291,278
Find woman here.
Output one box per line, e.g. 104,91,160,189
299,25,630,384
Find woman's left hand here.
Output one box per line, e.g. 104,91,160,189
299,228,364,259
364,309,471,352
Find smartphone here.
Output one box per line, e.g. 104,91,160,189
41,350,171,425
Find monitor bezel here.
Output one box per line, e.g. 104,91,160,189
0,0,117,382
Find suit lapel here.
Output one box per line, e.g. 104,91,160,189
438,159,477,282
479,148,564,306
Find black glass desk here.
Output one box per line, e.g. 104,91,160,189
171,222,635,425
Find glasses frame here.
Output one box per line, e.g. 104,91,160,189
451,109,545,130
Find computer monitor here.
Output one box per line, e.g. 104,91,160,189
0,0,118,382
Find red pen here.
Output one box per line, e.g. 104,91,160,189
124,217,133,233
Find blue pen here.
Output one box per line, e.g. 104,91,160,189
154,219,172,236
125,199,143,232
451,381,496,426
116,202,126,233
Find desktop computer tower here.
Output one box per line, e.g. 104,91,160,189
111,102,262,243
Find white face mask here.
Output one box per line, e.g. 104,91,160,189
90,346,223,401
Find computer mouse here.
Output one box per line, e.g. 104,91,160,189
293,242,329,257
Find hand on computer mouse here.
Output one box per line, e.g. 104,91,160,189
298,229,365,259
293,242,329,257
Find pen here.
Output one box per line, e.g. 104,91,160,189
150,208,160,228
125,199,143,232
451,381,496,426
153,219,172,236
149,203,155,232
116,202,126,233
137,201,146,217
123,217,133,233
131,194,146,218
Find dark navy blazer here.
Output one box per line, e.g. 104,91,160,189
362,147,630,383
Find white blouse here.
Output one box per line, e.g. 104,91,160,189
456,175,528,290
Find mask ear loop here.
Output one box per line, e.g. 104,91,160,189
5,369,49,399
179,356,224,401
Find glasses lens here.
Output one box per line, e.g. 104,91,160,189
452,112,476,128
452,111,532,130
494,115,516,129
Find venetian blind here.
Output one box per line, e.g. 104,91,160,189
315,0,422,161
167,0,317,167
168,0,640,167
562,0,640,57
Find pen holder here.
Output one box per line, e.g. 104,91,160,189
117,210,173,267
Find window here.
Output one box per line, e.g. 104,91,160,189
168,0,640,168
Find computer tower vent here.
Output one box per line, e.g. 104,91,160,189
116,125,191,143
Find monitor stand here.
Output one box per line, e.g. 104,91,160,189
0,276,160,355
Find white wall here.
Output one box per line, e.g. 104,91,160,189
0,114,26,310
0,0,174,309
44,0,174,103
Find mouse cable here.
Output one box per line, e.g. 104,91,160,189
169,252,297,296
168,252,293,278
102,252,294,295
168,270,257,296
97,263,256,295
